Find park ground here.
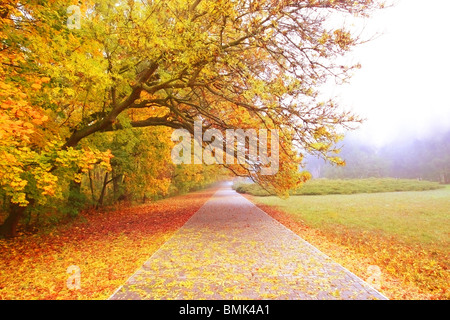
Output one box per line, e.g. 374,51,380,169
0,180,448,300
247,183,449,300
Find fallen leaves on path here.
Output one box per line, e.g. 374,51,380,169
250,198,449,300
111,189,386,300
0,188,216,300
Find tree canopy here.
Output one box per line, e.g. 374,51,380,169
0,0,385,237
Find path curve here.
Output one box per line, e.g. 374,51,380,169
109,184,387,300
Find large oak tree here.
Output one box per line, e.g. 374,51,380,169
0,0,384,237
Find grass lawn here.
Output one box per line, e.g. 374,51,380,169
234,178,443,196
248,184,450,300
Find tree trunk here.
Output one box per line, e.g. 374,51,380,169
88,169,96,203
97,172,109,207
112,171,121,201
0,203,27,238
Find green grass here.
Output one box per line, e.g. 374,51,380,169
252,185,450,248
233,178,444,196
248,183,450,299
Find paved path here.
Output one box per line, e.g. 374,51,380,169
109,185,387,300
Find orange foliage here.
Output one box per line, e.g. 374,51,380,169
251,199,449,300
0,187,216,299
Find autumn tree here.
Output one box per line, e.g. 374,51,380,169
60,0,382,183
1,0,384,237
0,0,113,237
84,125,220,207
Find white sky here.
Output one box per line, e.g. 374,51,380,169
331,0,450,147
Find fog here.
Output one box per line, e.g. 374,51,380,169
331,0,450,147
306,0,450,182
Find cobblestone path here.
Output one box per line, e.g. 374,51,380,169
109,186,387,300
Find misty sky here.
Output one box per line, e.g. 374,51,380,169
330,0,450,147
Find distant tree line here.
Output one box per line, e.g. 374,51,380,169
306,130,450,184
